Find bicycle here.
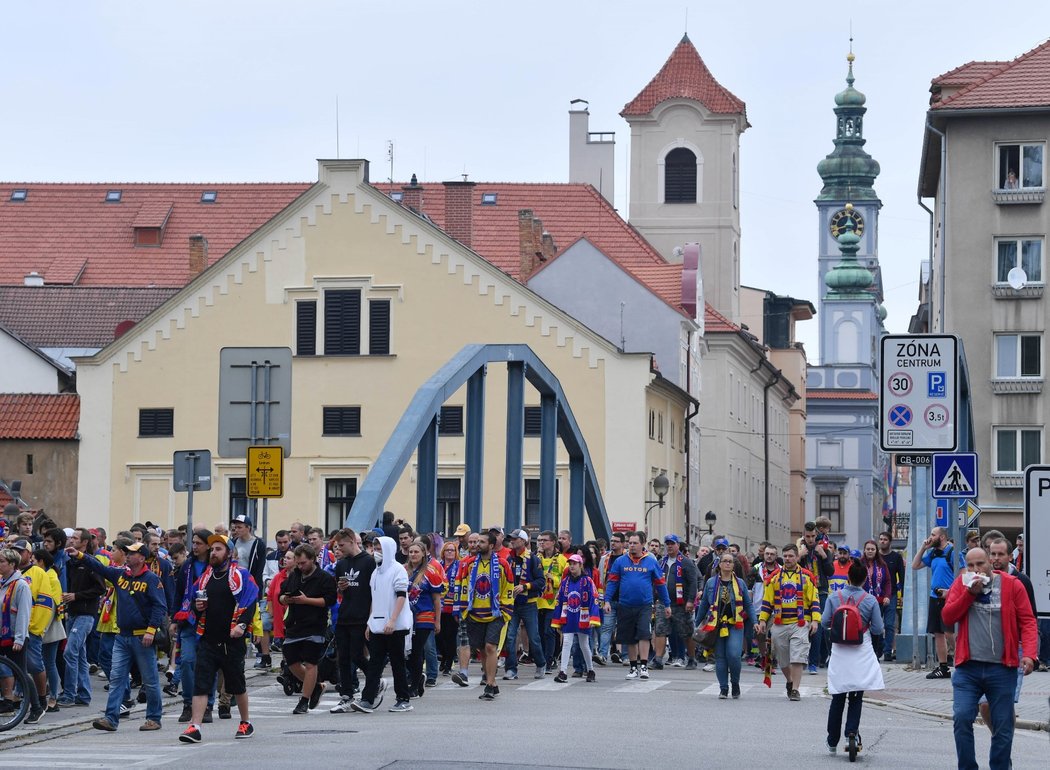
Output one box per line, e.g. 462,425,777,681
0,651,32,731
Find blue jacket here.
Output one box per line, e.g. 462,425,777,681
606,553,671,607
78,554,166,636
820,585,885,636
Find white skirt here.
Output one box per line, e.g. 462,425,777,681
827,631,885,695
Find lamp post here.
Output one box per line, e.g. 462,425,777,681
704,510,716,536
643,473,670,536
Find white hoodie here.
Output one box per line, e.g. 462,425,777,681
367,536,413,634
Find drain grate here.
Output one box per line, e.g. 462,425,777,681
282,729,358,735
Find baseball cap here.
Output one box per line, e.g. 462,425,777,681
509,528,530,542
207,534,231,548
850,549,862,559
487,526,505,537
567,553,584,564
231,514,253,527
713,537,729,548
120,542,147,555
10,539,31,552
664,534,680,544
837,544,851,553
453,523,471,537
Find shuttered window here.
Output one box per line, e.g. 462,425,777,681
323,406,361,436
296,301,317,356
139,408,174,437
664,147,697,203
524,406,542,436
439,405,463,436
369,299,391,355
324,289,361,355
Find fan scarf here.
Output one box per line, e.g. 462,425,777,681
661,553,686,604
191,562,259,638
700,576,745,637
466,555,500,620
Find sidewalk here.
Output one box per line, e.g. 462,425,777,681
867,662,1050,731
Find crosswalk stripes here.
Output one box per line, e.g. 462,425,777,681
610,679,668,693
0,746,184,768
517,678,579,692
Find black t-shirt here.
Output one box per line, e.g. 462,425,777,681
282,566,337,638
333,551,375,626
202,570,235,644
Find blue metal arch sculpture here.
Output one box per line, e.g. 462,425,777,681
346,344,611,541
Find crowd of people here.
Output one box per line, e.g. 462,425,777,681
0,507,1044,765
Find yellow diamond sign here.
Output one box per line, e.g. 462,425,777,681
247,446,283,498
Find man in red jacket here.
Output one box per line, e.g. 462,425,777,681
942,547,1038,770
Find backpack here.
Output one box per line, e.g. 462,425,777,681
829,590,867,645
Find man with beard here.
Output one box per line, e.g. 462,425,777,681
877,531,905,661
178,534,259,743
455,531,513,700
596,532,624,665
799,522,832,673
746,544,781,665
280,544,337,714
329,529,375,713
171,529,216,720
913,526,958,679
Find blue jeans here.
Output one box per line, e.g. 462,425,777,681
61,614,95,703
539,608,557,663
425,632,439,682
882,596,897,655
952,661,1017,770
1038,619,1050,664
827,691,864,746
99,632,116,680
178,628,215,708
43,640,61,700
598,602,618,658
106,635,162,726
713,627,744,690
504,602,545,672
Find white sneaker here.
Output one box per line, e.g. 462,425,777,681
639,665,650,680
625,667,639,680
702,662,716,672
329,696,354,713
672,658,685,668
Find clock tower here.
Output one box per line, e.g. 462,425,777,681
815,52,884,362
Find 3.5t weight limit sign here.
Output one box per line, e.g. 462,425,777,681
880,335,958,452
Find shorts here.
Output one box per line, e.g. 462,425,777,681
653,603,695,638
466,617,505,653
283,639,324,666
926,595,949,634
194,638,247,696
616,603,653,645
25,634,44,675
771,622,811,665
260,599,273,634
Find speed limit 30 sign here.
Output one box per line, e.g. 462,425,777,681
879,335,958,452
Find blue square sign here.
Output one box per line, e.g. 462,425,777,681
932,452,978,499
928,371,947,398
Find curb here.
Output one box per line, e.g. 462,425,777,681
865,696,1049,732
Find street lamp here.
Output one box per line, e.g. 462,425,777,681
704,510,717,535
643,473,670,535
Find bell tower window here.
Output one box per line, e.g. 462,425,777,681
664,147,697,203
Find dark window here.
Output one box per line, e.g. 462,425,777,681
296,301,317,356
437,478,462,536
524,478,559,529
26,454,33,474
134,227,161,247
324,289,361,355
524,406,542,436
369,299,391,355
105,190,122,203
439,405,463,436
201,191,218,203
664,147,697,203
481,193,498,205
229,477,247,521
325,478,357,533
818,493,842,532
10,189,27,202
139,408,174,437
323,406,361,436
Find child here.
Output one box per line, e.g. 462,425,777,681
551,554,601,682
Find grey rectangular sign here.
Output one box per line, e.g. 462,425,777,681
218,347,292,458
173,450,212,492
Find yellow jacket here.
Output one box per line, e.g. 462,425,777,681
537,552,568,610
23,564,61,636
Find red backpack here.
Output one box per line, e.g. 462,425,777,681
829,590,868,645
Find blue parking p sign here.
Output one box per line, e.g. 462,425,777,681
928,371,947,398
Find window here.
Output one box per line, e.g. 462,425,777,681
670,419,676,449
296,301,317,356
524,478,559,529
9,189,26,202
664,147,697,203
105,190,122,202
995,427,1041,472
389,192,404,203
437,478,461,536
323,406,361,436
657,411,665,443
325,478,357,533
996,238,1042,284
229,477,247,521
998,143,1044,189
200,191,218,203
369,299,391,355
817,440,843,468
481,192,498,205
995,334,1041,378
439,405,463,436
26,454,33,474
818,493,842,532
524,406,542,436
139,408,174,437
324,289,361,355
648,409,656,439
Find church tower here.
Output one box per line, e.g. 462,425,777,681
815,52,885,361
622,34,748,323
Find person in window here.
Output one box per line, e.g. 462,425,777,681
1004,169,1019,189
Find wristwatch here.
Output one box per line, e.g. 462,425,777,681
237,623,247,632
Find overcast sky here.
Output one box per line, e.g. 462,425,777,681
3,2,1047,358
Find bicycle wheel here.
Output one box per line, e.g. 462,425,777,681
0,654,32,731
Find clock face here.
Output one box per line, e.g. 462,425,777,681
829,208,864,238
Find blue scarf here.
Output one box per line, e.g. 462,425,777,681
466,554,500,619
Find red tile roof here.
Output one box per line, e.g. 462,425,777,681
0,183,310,287
0,394,80,439
932,40,1050,111
0,286,178,347
931,60,1008,87
621,34,746,118
703,304,740,333
806,389,878,400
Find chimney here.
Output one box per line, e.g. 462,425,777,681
23,271,44,287
189,234,209,275
518,210,557,280
568,99,615,203
402,173,423,212
442,180,476,246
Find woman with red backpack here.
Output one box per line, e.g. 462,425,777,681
821,559,885,760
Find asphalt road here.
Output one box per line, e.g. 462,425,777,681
1,663,1047,768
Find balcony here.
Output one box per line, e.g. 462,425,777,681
992,282,1044,299
991,378,1043,394
991,187,1045,205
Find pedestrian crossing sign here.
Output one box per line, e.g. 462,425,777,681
932,452,978,499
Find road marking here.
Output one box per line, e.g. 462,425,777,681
611,679,668,693
698,683,756,696
518,678,579,691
